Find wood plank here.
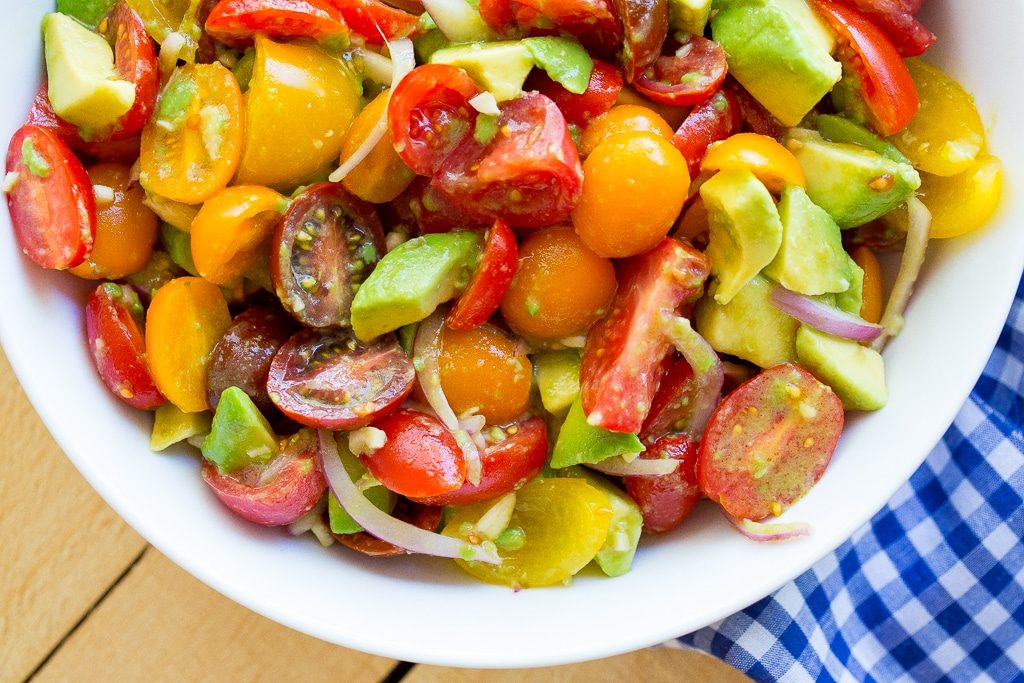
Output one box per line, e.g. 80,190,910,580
33,550,397,683
0,351,147,682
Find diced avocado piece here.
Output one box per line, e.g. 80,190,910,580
834,255,864,316
710,0,840,127
795,326,887,410
351,231,482,342
150,404,212,452
558,467,642,577
201,387,278,473
535,350,582,417
700,169,783,305
669,0,712,36
431,41,536,102
126,250,184,300
523,37,593,95
785,129,921,228
160,223,199,276
414,28,451,63
57,0,117,27
550,397,644,469
232,48,256,92
695,275,800,368
328,438,397,534
43,12,136,134
763,185,852,296
815,114,912,164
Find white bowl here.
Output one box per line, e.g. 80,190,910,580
2,0,1022,668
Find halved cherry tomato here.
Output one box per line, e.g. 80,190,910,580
851,246,883,324
202,428,327,526
86,283,165,410
671,88,742,178
920,155,1004,240
525,60,623,128
324,0,420,44
191,185,287,285
701,132,806,194
432,93,583,229
612,0,669,82
624,433,701,533
388,64,479,177
333,500,443,557
268,329,415,429
363,409,466,498
207,306,295,414
579,104,673,156
412,417,548,506
698,363,844,521
438,323,533,424
146,277,232,413
580,238,710,434
139,63,244,204
812,0,918,136
673,197,709,249
205,0,350,47
615,84,688,129
272,183,385,328
447,219,518,331
401,177,487,235
840,0,935,57
5,125,95,270
639,356,693,444
480,0,622,55
634,37,728,107
341,89,416,204
100,2,160,142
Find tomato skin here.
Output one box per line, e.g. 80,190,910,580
625,434,701,533
364,410,466,498
438,324,533,424
333,500,443,556
638,356,693,444
324,0,420,43
633,37,729,107
701,132,806,194
5,125,95,270
697,364,844,522
26,83,142,162
480,0,623,55
612,0,669,82
525,60,623,128
839,0,935,57
670,88,742,178
411,417,548,506
86,283,165,410
447,219,518,331
190,185,286,285
205,0,350,47
104,2,159,142
580,238,710,434
579,104,673,156
341,90,416,204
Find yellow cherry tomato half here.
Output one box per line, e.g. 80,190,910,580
140,63,244,204
701,132,806,193
919,155,1003,239
851,246,883,325
146,277,232,413
438,324,533,425
190,185,288,285
615,86,688,129
579,104,673,157
341,89,416,203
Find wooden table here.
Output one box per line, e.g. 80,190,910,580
0,348,750,682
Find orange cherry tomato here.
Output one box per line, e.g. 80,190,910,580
146,277,232,412
614,85,688,129
340,89,416,203
579,104,673,157
851,246,883,324
701,132,806,194
70,163,159,280
190,185,288,284
139,63,244,204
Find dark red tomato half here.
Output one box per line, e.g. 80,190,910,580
403,177,487,235
203,429,327,526
25,83,142,162
639,355,693,445
268,329,415,430
446,219,518,331
411,417,548,506
5,125,95,270
670,87,742,178
431,93,583,230
504,0,623,55
325,0,420,44
205,0,350,47
388,64,479,177
85,283,165,410
580,238,710,434
333,499,443,556
363,409,466,498
103,2,159,142
697,364,844,522
839,0,935,56
612,0,668,82
625,433,702,534
634,36,728,107
525,59,623,128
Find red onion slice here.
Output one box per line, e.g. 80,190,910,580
660,313,725,438
588,456,680,477
771,286,884,342
872,196,931,351
318,430,501,564
727,514,812,543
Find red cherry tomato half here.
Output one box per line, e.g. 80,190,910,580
580,238,710,434
612,0,669,82
446,219,518,331
432,93,583,230
205,0,350,47
333,499,443,556
202,429,327,526
634,37,729,107
103,2,159,142
324,0,420,44
388,64,479,177
85,283,165,410
525,60,623,128
670,87,742,178
839,0,935,57
625,433,701,533
411,417,548,506
402,177,487,235
639,355,694,445
363,409,466,498
697,363,844,522
268,329,415,430
811,0,919,136
25,83,142,162
481,0,623,55
5,125,95,270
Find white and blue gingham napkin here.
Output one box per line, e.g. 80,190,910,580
675,276,1024,682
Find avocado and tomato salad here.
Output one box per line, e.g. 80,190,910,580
2,0,1003,587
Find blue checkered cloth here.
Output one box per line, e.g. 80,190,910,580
676,275,1024,682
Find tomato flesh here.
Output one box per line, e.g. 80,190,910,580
480,0,623,55
324,0,420,44
364,410,466,498
103,2,159,142
403,177,487,235
612,0,669,82
634,37,728,107
525,60,623,128
625,433,701,533
670,88,742,178
639,356,694,444
840,0,935,57
447,219,518,331
204,0,350,47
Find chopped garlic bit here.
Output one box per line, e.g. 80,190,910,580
93,184,115,204
2,171,19,193
348,426,387,456
469,92,501,116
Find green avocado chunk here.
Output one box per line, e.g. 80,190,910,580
763,185,852,296
785,129,921,228
201,387,278,473
550,398,644,469
700,169,784,305
160,223,199,276
669,0,712,36
150,403,212,452
557,467,643,577
57,0,117,27
523,37,593,94
431,41,536,101
710,0,841,127
327,437,397,535
834,255,864,316
350,231,482,342
535,349,582,417
815,114,912,164
795,325,887,411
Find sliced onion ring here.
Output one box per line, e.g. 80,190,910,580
771,286,884,342
660,313,725,438
872,196,931,351
588,456,680,477
726,514,811,543
318,430,501,564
